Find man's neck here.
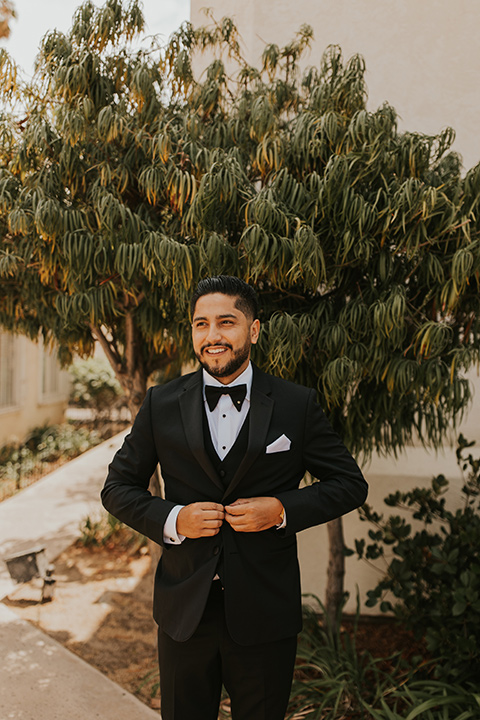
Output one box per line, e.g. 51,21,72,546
202,362,253,389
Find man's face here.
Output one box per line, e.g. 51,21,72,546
192,293,260,384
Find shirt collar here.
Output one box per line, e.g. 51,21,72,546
202,362,253,402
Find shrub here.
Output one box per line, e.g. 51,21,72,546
349,435,480,683
0,422,101,499
287,596,480,720
288,596,411,719
78,511,147,554
69,357,125,417
25,422,101,461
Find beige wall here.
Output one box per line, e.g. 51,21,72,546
301,366,480,612
191,0,480,170
299,371,480,613
0,333,70,446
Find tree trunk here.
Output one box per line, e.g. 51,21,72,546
124,371,148,421
91,320,163,566
123,370,162,499
325,516,345,624
123,372,163,568
127,386,163,571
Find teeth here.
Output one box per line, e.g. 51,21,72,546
206,348,226,354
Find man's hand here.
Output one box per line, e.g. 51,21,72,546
177,502,225,538
224,497,284,532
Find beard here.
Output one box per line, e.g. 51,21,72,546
196,338,251,379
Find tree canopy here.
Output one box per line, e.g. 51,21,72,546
1,0,479,453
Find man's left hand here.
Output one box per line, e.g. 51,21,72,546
224,497,284,532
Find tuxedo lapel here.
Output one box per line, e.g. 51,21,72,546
222,367,274,500
178,369,224,491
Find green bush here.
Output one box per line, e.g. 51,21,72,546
288,596,411,719
0,423,101,497
349,435,480,684
78,511,147,553
287,596,480,720
0,443,37,486
25,423,101,462
69,357,124,416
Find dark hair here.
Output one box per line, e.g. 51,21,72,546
190,276,259,322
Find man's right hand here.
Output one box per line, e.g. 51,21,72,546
176,502,225,538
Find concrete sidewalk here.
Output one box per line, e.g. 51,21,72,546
0,430,160,720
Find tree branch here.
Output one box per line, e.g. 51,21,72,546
125,311,137,379
146,348,180,377
89,324,123,379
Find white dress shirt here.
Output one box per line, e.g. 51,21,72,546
163,362,285,544
202,363,253,460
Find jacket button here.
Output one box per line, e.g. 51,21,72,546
219,469,226,478
213,546,220,555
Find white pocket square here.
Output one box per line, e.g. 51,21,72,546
266,434,291,454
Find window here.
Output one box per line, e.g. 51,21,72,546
40,345,69,403
0,332,17,409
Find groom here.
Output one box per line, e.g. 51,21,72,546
101,275,367,720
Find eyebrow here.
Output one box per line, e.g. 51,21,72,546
192,313,238,322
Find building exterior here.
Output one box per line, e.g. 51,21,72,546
0,332,70,446
191,0,480,171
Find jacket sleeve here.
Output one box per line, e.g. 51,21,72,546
275,389,368,536
101,388,177,547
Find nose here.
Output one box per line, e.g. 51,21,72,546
205,323,222,345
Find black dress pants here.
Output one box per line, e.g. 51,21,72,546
157,581,297,720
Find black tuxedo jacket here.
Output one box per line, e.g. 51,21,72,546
101,366,367,645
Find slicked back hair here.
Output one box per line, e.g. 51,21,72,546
190,276,259,323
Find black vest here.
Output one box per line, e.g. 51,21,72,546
202,408,250,584
202,408,250,487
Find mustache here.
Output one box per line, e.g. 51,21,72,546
201,342,233,352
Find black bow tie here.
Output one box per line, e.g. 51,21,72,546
205,384,247,412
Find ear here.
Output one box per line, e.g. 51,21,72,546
250,319,260,344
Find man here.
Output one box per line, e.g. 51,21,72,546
101,275,368,720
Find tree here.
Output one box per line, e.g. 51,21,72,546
1,0,479,617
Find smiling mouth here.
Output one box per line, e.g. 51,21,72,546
202,345,231,356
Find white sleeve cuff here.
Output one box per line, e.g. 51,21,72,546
276,508,287,529
163,505,186,545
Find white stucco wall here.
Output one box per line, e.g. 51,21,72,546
0,335,69,446
299,366,480,613
191,0,480,171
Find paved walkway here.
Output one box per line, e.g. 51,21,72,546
0,430,161,719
